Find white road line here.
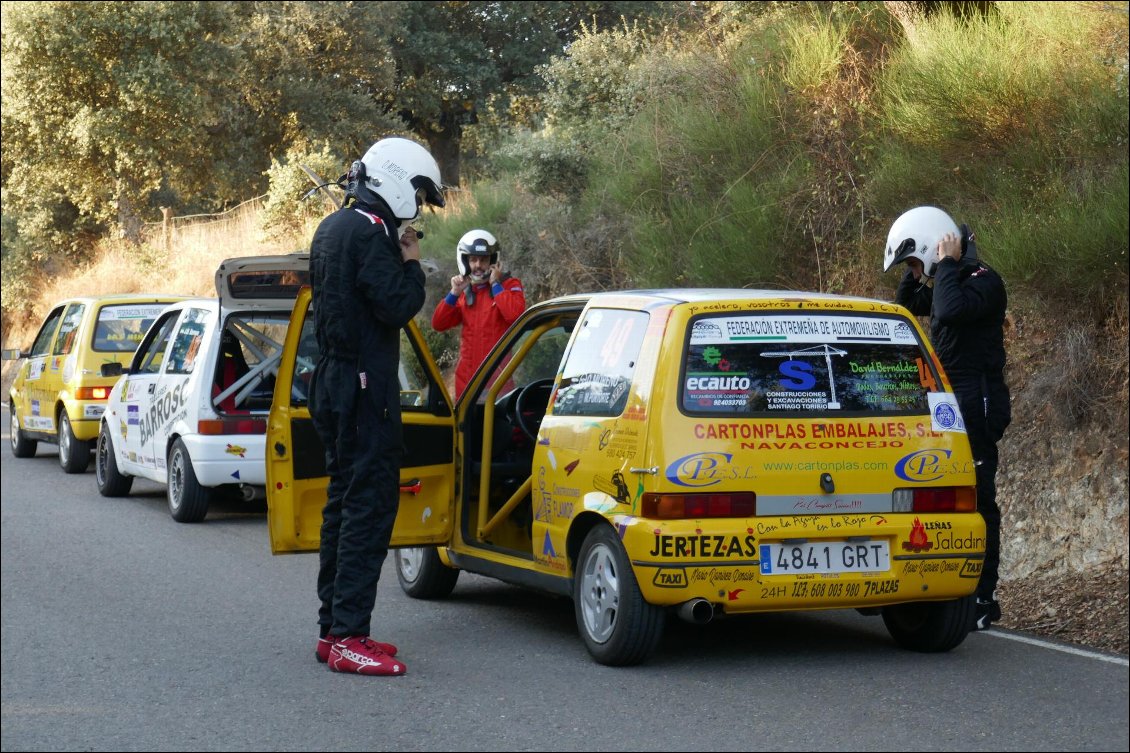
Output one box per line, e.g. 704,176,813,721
983,628,1129,666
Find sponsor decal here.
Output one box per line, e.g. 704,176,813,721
665,451,757,487
564,459,579,475
225,444,247,458
895,448,963,482
541,530,558,558
138,379,190,445
928,392,966,433
127,405,140,425
902,517,933,552
960,559,983,578
622,404,646,421
83,405,104,419
28,359,46,380
652,569,688,588
688,566,760,585
727,588,745,601
592,472,630,504
649,534,757,558
31,399,41,416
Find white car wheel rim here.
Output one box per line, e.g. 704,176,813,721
399,548,424,582
579,542,619,644
59,417,71,464
10,410,18,449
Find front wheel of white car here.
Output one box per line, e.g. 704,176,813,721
395,547,459,599
58,411,91,474
95,423,133,497
167,438,211,523
574,524,665,666
10,403,38,458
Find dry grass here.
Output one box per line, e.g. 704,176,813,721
3,200,316,351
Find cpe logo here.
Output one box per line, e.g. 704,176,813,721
895,448,951,482
665,451,732,488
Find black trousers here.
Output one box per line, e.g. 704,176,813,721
310,357,403,637
955,378,1003,600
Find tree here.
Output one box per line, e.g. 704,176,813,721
388,1,678,185
2,1,241,243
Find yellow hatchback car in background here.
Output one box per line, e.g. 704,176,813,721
4,294,183,472
266,287,985,665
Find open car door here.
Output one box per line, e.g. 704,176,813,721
266,287,455,554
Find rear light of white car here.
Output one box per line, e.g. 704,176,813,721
892,486,977,513
197,418,266,435
75,387,111,400
641,492,756,519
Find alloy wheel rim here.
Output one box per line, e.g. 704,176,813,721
169,450,184,509
59,416,71,465
579,542,619,644
399,548,424,582
9,409,18,450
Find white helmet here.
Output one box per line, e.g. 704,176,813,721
883,206,960,279
456,229,500,277
352,137,445,222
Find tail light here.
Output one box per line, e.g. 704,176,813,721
641,492,756,519
76,387,111,400
197,419,266,435
893,487,977,513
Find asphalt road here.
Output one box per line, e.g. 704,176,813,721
2,407,1127,752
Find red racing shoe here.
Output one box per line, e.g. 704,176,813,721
316,634,398,664
327,636,406,676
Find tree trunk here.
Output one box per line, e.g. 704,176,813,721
426,129,462,190
116,186,144,246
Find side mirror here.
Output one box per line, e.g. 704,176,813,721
100,362,124,378
2,348,26,361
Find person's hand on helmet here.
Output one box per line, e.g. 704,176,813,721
450,275,470,296
489,262,503,285
937,232,961,263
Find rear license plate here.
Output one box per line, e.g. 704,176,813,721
759,540,890,575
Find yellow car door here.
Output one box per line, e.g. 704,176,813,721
266,287,455,554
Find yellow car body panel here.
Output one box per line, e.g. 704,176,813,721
266,287,986,662
6,294,185,448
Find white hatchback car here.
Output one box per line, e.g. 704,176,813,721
96,254,310,522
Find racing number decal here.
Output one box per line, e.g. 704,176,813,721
916,356,938,392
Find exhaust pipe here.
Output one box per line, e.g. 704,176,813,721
676,598,714,625
239,484,266,503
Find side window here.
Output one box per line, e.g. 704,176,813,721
133,311,181,375
30,306,66,357
553,309,648,417
53,303,86,356
290,307,319,407
399,329,431,410
166,309,210,375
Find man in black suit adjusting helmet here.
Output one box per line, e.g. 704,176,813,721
308,136,445,675
885,205,1011,632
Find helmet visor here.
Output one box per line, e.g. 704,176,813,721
411,176,445,209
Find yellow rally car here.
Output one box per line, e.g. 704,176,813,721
266,288,985,665
4,294,184,473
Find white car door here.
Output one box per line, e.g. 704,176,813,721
122,309,182,471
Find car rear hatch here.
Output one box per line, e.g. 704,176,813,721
214,253,311,311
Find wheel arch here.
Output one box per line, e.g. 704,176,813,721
566,512,614,574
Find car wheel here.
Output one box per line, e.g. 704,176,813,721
395,547,459,599
10,403,38,458
167,438,211,523
574,524,665,666
58,411,91,473
95,423,133,497
882,596,976,652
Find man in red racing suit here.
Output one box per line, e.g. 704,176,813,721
431,229,526,398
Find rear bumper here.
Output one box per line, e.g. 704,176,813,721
179,433,267,487
620,512,986,612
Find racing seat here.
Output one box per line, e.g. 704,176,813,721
213,331,250,413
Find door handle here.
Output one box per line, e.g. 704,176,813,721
148,383,156,394
399,478,421,495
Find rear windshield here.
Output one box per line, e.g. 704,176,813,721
226,269,310,299
93,303,169,353
681,312,940,416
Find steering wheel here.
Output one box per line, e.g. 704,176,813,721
513,378,555,442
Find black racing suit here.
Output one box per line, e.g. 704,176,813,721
308,199,426,639
897,256,1011,601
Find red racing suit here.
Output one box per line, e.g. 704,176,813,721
431,276,525,398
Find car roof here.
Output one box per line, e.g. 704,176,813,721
46,293,186,308
563,288,890,307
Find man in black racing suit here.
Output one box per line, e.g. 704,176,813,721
886,206,1011,631
308,137,444,676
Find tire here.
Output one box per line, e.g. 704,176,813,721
882,595,976,653
167,438,211,523
10,403,38,458
95,423,133,497
58,411,92,473
395,547,460,599
574,524,665,666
